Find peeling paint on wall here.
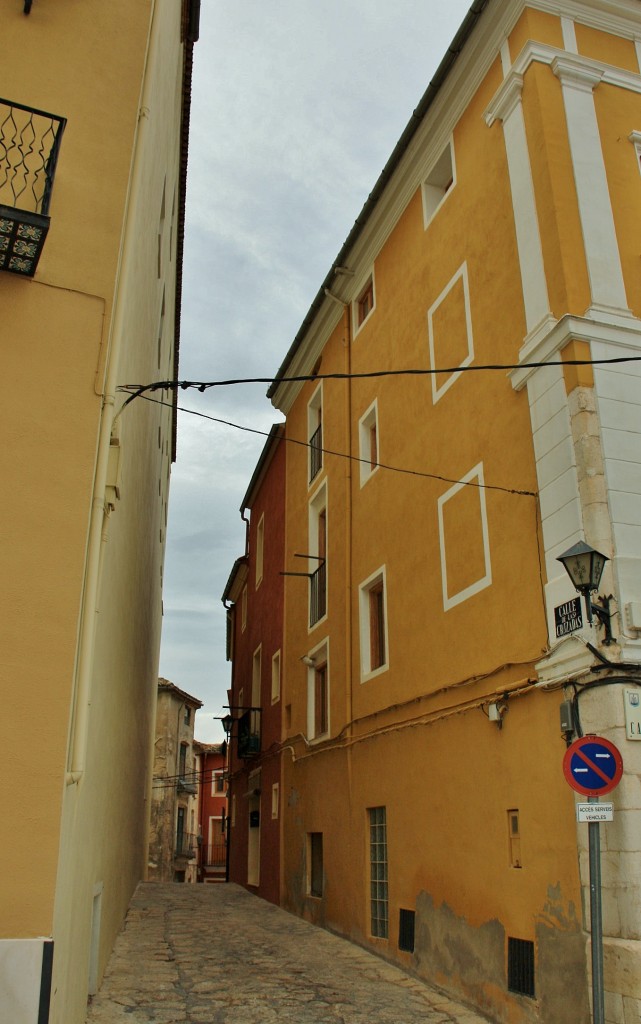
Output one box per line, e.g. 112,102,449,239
414,888,589,1024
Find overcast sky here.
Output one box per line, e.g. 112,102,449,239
158,0,474,742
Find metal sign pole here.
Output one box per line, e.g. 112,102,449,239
588,796,605,1024
563,736,623,1024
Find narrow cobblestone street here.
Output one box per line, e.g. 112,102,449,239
86,883,492,1024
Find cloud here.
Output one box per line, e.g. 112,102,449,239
160,0,474,740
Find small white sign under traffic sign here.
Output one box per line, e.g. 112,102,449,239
577,803,614,823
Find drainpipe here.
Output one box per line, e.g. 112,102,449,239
343,302,354,797
66,0,159,783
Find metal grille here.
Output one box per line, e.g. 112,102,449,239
309,423,322,481
0,98,66,215
369,806,388,938
398,909,415,952
507,937,535,998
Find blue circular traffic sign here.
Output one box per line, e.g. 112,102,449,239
563,736,623,797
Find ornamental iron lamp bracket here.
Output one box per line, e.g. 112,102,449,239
0,97,66,277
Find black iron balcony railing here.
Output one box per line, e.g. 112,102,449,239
203,842,227,869
309,560,326,626
237,708,261,759
0,98,66,277
174,831,198,859
309,424,322,482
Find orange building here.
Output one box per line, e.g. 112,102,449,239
250,2,641,1022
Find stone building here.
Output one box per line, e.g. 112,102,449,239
149,679,203,883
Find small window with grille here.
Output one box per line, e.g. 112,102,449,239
368,806,388,938
507,937,535,998
398,909,415,953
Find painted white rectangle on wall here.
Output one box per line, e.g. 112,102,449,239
0,939,51,1024
438,463,492,611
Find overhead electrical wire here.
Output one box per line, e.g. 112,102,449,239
117,352,641,406
126,392,538,498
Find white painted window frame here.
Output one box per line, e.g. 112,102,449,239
352,268,376,339
271,649,281,704
359,565,389,682
358,399,380,487
422,137,456,229
306,637,330,742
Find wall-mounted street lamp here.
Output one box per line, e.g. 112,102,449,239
557,541,615,644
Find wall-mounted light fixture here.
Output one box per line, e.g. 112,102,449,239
488,698,509,729
557,541,615,643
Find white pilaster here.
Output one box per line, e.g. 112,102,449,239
553,56,632,319
485,74,553,337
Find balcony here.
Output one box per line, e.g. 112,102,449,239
177,777,197,795
0,98,66,277
237,708,261,759
174,831,197,859
202,842,227,870
309,561,326,626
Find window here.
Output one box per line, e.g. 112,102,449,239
358,400,379,487
272,783,280,819
398,909,415,953
508,809,522,868
178,743,187,780
252,645,262,708
369,807,388,938
308,384,323,483
176,806,186,855
307,642,329,741
308,832,323,897
353,272,375,334
241,585,247,632
507,938,535,998
213,772,225,795
309,483,327,627
422,139,455,227
359,568,389,679
314,662,328,737
255,514,264,587
271,649,281,704
183,706,191,725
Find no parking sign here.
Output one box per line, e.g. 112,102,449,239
563,735,623,797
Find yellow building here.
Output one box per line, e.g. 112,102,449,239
266,1,641,1021
0,3,196,1022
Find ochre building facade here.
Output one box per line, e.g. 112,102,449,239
224,2,641,1023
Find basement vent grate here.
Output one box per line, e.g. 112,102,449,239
507,937,535,998
398,908,415,953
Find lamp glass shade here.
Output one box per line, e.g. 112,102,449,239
557,541,608,594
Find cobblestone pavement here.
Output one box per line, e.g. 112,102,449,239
86,883,492,1024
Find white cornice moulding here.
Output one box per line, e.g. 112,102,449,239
535,635,596,688
510,312,641,390
485,73,524,126
486,40,641,124
552,55,604,92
